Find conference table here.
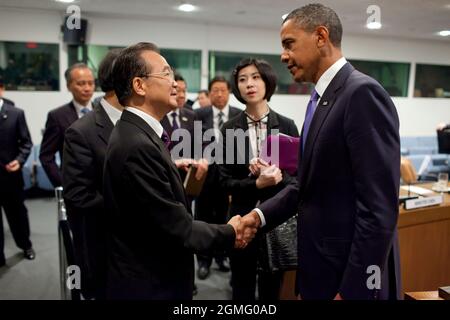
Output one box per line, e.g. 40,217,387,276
398,183,450,294
279,183,450,299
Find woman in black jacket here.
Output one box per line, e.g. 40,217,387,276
219,58,299,300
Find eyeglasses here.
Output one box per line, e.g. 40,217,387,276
140,69,175,81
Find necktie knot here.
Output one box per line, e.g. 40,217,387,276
161,130,171,149
80,107,90,116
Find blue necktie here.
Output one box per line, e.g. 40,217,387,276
171,112,179,131
302,89,320,152
80,107,90,116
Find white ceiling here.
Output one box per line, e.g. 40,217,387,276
1,0,450,42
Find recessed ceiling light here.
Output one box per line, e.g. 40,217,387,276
366,22,382,30
438,30,450,37
178,4,196,12
55,0,75,3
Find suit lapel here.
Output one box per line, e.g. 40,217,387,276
299,63,355,185
68,102,79,122
122,110,182,184
95,103,114,145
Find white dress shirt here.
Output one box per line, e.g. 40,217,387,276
100,98,122,125
254,57,348,227
126,107,164,139
246,111,269,158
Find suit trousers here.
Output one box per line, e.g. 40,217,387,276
229,234,283,300
0,181,32,260
195,178,229,267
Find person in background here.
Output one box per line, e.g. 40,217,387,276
40,63,95,187
219,58,299,300
62,49,123,299
0,77,15,106
197,89,211,108
194,77,241,280
0,91,35,266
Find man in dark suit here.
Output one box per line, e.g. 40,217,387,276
243,4,401,300
194,77,241,279
160,74,198,168
103,42,256,300
39,63,95,187
62,49,123,299
0,98,35,266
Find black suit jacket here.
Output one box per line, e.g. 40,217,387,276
258,63,401,300
194,105,241,189
0,101,32,190
161,107,196,158
219,109,299,216
62,101,114,298
103,110,235,300
40,102,78,187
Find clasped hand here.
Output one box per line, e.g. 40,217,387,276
227,211,261,249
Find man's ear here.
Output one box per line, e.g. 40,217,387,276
315,26,330,48
132,77,146,97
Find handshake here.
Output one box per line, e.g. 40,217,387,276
227,211,261,249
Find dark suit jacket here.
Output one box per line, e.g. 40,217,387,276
258,63,401,300
194,105,241,192
219,109,299,216
0,101,32,190
161,107,196,157
62,101,114,298
103,110,235,300
40,102,78,187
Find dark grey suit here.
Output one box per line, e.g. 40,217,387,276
0,101,33,263
258,63,401,300
62,101,114,299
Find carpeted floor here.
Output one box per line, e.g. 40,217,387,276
0,198,231,300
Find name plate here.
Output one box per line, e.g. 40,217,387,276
404,195,443,210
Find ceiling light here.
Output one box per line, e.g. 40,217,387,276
438,30,450,37
178,4,196,12
366,22,382,30
55,0,75,3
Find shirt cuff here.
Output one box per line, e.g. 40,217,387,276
253,208,266,228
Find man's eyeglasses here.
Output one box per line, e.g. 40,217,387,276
140,69,175,81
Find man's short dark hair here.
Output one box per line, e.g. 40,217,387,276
231,58,277,104
98,48,122,93
198,89,209,96
174,73,185,82
208,76,231,92
64,63,92,84
284,3,343,48
112,42,160,106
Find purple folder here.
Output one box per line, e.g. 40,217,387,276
260,134,300,175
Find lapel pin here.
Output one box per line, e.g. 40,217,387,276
2,114,7,119
322,101,329,106
182,116,188,122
